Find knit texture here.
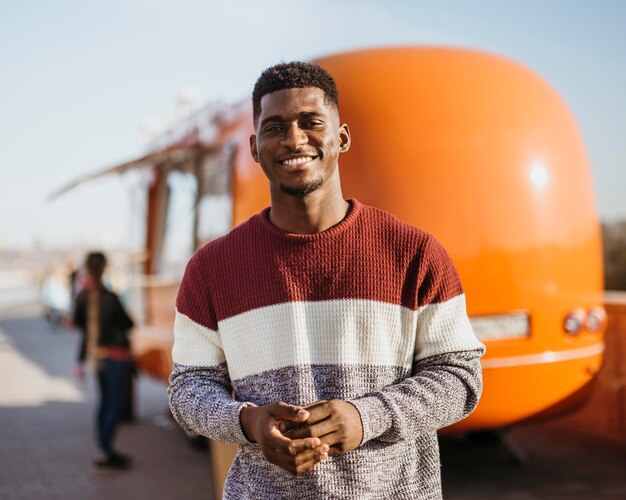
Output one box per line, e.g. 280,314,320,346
168,199,485,499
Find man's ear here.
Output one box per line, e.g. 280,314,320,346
339,124,351,154
249,135,259,163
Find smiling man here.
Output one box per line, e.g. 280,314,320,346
168,62,485,499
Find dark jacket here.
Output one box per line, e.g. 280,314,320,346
73,285,134,362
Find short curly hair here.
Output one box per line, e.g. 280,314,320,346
252,61,339,125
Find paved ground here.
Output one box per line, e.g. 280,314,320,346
1,306,625,499
0,307,214,500
440,426,626,499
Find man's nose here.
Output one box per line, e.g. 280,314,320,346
280,124,308,149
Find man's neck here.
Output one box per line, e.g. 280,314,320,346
268,187,349,234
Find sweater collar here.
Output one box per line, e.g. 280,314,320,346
258,198,362,242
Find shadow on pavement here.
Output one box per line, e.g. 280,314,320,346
440,424,626,499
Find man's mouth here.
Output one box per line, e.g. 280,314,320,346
280,156,316,166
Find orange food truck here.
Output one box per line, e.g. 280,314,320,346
55,46,606,492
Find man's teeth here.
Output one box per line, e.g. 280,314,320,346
283,157,313,165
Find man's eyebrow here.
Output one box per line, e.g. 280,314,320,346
259,111,326,128
259,115,283,128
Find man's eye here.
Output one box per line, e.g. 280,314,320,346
304,121,323,128
265,125,283,133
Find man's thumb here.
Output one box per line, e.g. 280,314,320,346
273,402,309,421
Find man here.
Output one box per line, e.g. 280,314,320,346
74,252,134,470
168,62,485,499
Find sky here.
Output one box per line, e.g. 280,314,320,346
1,0,625,249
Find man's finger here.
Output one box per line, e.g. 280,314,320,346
264,428,321,456
318,432,350,456
293,444,330,465
291,458,319,475
301,401,331,423
265,443,328,475
282,401,332,432
287,437,321,455
319,432,340,449
303,400,328,410
262,426,296,451
270,402,310,422
286,418,336,439
263,447,299,471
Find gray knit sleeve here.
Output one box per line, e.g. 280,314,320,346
167,362,255,445
349,347,484,444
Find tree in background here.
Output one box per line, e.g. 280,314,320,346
602,220,626,291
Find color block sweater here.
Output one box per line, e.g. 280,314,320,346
168,199,485,500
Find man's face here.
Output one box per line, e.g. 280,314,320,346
250,87,350,197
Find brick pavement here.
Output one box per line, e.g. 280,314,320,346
0,310,214,500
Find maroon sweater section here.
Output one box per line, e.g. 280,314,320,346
176,199,463,332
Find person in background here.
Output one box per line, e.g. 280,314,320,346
73,251,134,470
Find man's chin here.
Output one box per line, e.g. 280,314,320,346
279,180,323,197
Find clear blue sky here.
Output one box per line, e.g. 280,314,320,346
1,0,625,249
